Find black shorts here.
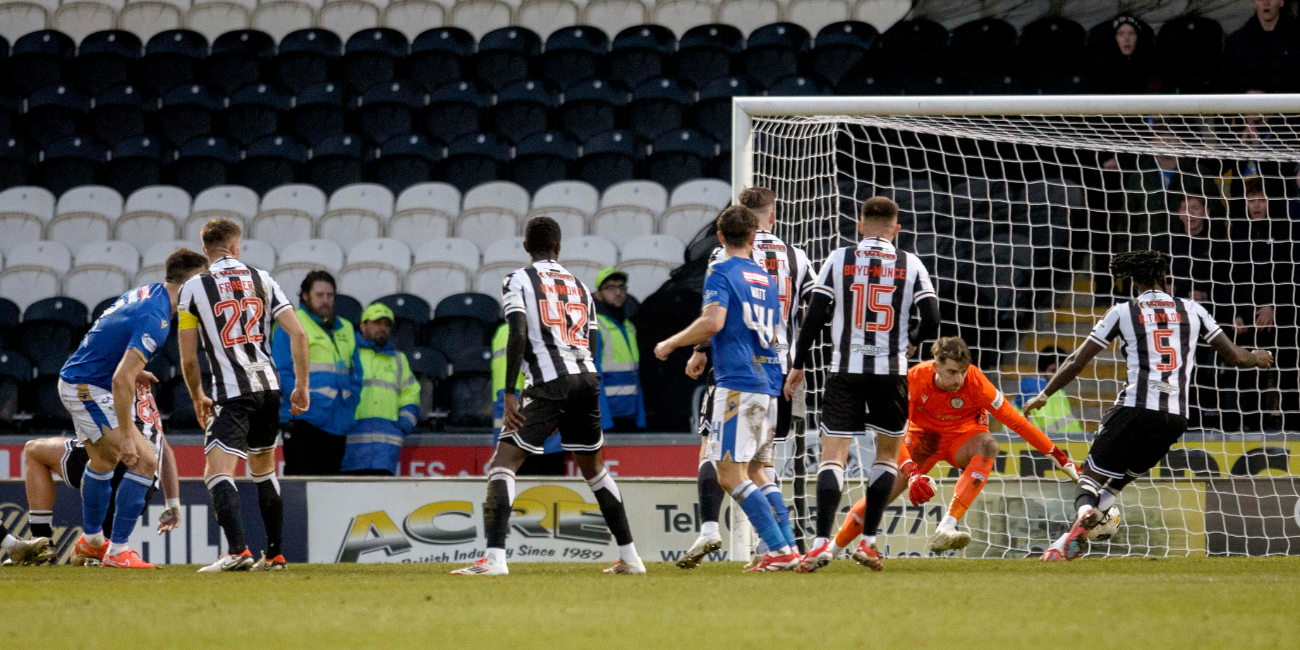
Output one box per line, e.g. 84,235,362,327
820,372,908,437
60,441,158,501
499,374,603,454
700,382,794,441
1085,406,1188,482
205,390,281,459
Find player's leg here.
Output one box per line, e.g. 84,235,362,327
761,391,798,553
59,380,126,562
248,392,286,570
929,432,997,552
830,471,909,556
199,396,258,572
23,438,66,540
1042,408,1141,561
847,375,910,570
748,397,797,564
709,392,793,572
101,427,159,568
679,386,724,569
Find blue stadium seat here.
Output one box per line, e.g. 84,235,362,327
428,293,499,360
288,81,347,145
422,80,490,145
539,26,609,91
694,76,760,146
17,296,88,365
24,84,89,147
343,28,409,94
224,82,291,146
0,138,32,190
406,346,448,414
809,21,877,89
491,79,558,144
741,23,810,90
443,132,511,193
408,27,475,92
104,135,166,198
444,347,492,429
0,348,30,430
334,293,363,325
673,24,742,89
627,77,694,141
1018,17,1086,87
435,292,501,321
89,85,151,147
877,18,949,89
141,30,209,97
835,55,894,96
74,31,143,96
31,351,72,427
209,30,276,96
950,18,1016,91
557,78,626,143
510,130,577,194
1039,71,1092,94
0,297,20,344
9,31,75,97
0,91,16,140
375,292,431,351
305,133,369,195
371,133,442,194
1158,14,1224,94
357,80,424,146
159,84,225,147
171,135,240,196
768,74,830,96
646,129,715,191
237,134,307,195
970,72,1029,95
608,25,675,90
275,29,343,93
474,27,541,92
37,136,106,197
576,129,642,191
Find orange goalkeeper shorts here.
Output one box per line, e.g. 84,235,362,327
904,427,985,474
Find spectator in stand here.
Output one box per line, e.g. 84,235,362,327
1169,192,1232,304
1094,14,1162,94
1016,347,1082,436
273,270,361,475
1222,0,1300,93
1119,134,1182,252
490,322,564,474
340,303,419,476
592,268,646,431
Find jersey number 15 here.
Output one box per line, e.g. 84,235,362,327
850,283,895,331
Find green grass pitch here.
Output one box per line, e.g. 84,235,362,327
4,558,1299,649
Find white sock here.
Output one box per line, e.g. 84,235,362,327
619,543,639,563
828,542,842,556
766,545,791,556
108,542,129,556
1077,504,1095,519
814,536,829,548
86,531,105,546
1,534,15,552
864,535,877,547
701,521,719,537
585,468,622,502
1098,489,1117,512
487,548,507,564
938,515,958,531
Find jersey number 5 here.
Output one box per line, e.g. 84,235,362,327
1153,328,1177,371
850,283,895,331
215,297,264,348
540,300,589,347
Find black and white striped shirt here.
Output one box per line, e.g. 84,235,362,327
1086,289,1223,416
709,230,814,373
178,256,292,401
810,237,936,375
502,259,598,385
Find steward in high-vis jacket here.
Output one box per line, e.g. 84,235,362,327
342,303,420,475
592,268,645,431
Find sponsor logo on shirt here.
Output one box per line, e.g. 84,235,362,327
243,360,271,373
742,271,770,286
141,333,157,353
850,344,889,356
160,318,169,329
702,289,718,302
1147,379,1178,394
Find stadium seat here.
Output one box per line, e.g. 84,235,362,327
72,31,141,97
103,135,165,198
652,0,713,40
539,26,608,91
694,76,760,145
768,74,830,96
342,28,408,94
391,182,459,248
120,0,190,46
89,85,150,148
187,0,255,44
0,348,31,429
384,1,447,44
741,23,811,90
254,183,326,252
617,234,683,300
717,0,779,37
492,79,560,144
408,28,474,92
237,134,308,195
52,0,121,48
0,241,72,312
320,0,383,41
252,0,317,42
338,237,411,307
9,31,74,97
787,0,850,34
557,78,627,143
356,81,424,146
673,24,742,89
808,21,876,89
333,292,362,323
627,77,694,141
172,136,241,197
660,177,725,243
0,299,23,347
375,292,431,350
645,129,716,191
288,81,348,145
949,18,1016,91
275,28,342,93
405,345,447,420
0,91,15,141
0,138,32,191
457,180,527,251
450,0,515,41
23,84,88,148
408,238,480,308
576,129,643,191
443,132,512,194
273,238,345,296
208,30,276,95
136,238,188,285
874,17,948,89
473,27,541,92
223,83,291,147
49,184,121,254
1018,16,1085,86
0,185,55,255
606,24,673,90
186,184,258,241
141,30,209,98
117,185,189,252
372,134,442,195
429,292,498,357
422,80,491,145
305,133,370,196
510,131,578,194
320,183,395,252
559,234,618,289
529,179,597,237
159,84,225,148
64,241,139,309
592,179,662,248
0,2,56,47
36,136,105,198
1157,14,1224,94
444,348,492,428
30,350,73,425
474,236,527,296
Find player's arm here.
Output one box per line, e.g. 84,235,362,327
109,350,148,466
654,305,726,360
501,311,528,431
1208,330,1274,369
157,436,182,532
982,379,1078,480
910,296,941,354
783,291,832,399
177,326,211,425
274,307,311,415
1022,339,1105,414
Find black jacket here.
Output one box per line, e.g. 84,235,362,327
1222,13,1300,92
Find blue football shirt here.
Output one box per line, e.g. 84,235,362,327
61,284,173,390
702,255,783,396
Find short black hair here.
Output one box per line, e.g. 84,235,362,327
1038,346,1065,373
1111,250,1169,287
716,205,758,247
524,216,562,257
164,248,208,285
859,196,899,224
300,270,336,301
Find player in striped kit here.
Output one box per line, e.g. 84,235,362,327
178,219,311,572
1026,251,1273,561
677,187,814,569
785,196,941,572
452,216,644,576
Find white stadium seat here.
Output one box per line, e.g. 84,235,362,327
449,0,514,40
136,239,190,286
383,0,446,42
407,238,480,309
390,182,460,251
787,0,850,34
117,185,189,253
517,0,580,44
239,239,278,273
252,0,317,42
854,0,908,31
652,0,715,38
716,0,780,37
52,0,124,44
320,183,394,254
254,184,327,253
0,186,55,256
661,178,729,244
616,234,684,300
0,0,57,44
338,238,412,307
458,181,528,251
528,180,598,239
50,185,123,256
273,238,345,299
583,0,648,39
593,180,665,249
118,0,190,43
559,235,618,290
188,0,256,43
474,236,527,299
64,241,140,309
187,185,259,242
0,241,72,312
319,0,382,38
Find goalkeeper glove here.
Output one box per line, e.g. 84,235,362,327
902,460,935,506
1048,447,1080,481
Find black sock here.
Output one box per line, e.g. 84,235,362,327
484,480,512,550
255,479,283,559
30,522,53,539
697,461,724,525
862,472,896,537
208,477,246,554
592,487,634,547
815,466,843,538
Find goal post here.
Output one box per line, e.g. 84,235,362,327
729,94,1300,559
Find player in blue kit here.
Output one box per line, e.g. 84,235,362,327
655,205,800,572
56,248,209,568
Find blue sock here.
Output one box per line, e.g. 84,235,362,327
761,483,797,550
110,472,152,545
80,467,115,536
732,481,787,553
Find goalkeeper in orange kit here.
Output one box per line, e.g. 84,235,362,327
829,337,1079,563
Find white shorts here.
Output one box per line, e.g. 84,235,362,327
705,389,777,464
57,379,119,444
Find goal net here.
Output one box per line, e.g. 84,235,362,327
735,95,1300,558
